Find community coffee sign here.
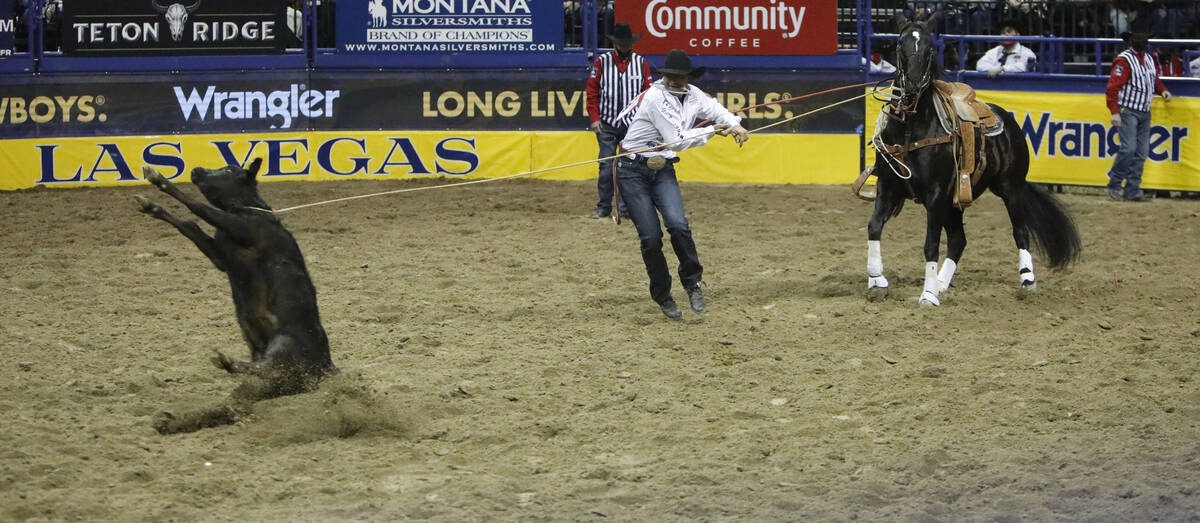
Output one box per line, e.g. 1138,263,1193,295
62,0,285,56
618,0,835,56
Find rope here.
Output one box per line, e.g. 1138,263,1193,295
272,81,887,215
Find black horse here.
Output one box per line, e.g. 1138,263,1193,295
865,20,1081,306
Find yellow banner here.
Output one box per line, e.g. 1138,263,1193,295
0,131,860,190
865,89,1199,191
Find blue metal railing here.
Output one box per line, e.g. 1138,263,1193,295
870,33,1200,77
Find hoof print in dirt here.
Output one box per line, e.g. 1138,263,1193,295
154,407,239,435
136,159,337,434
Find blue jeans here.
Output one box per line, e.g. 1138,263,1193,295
595,123,627,215
1107,108,1152,199
616,157,702,304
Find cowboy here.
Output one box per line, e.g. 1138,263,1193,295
614,49,749,319
586,22,652,219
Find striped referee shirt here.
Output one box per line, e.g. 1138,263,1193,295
1106,49,1165,113
586,51,653,128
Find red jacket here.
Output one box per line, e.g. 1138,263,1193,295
1105,51,1168,115
586,51,653,125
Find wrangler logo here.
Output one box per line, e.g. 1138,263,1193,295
1020,111,1188,163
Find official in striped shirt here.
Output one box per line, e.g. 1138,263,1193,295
1105,32,1172,202
586,22,652,219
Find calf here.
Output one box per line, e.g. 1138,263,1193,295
135,159,336,417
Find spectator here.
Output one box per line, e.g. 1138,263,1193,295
867,51,897,73
41,0,61,51
976,21,1038,77
1000,0,1046,35
563,1,581,47
283,0,303,48
597,0,614,44
1105,30,1171,202
1156,46,1184,77
1190,52,1200,78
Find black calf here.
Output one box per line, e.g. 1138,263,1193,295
136,159,336,416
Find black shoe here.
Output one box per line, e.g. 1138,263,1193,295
591,209,612,219
659,300,682,319
1107,188,1123,201
1126,194,1153,202
686,286,706,313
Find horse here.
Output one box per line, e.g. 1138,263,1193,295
863,19,1081,306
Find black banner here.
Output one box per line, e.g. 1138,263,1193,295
0,69,862,139
61,0,285,56
0,1,13,58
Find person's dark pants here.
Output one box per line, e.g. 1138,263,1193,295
616,157,702,305
596,123,628,215
1107,108,1152,200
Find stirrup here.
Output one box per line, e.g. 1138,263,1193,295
852,165,877,201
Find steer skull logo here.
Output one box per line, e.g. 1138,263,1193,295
152,0,201,42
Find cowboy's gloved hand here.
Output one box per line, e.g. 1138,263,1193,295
713,124,731,136
729,125,750,145
589,121,602,133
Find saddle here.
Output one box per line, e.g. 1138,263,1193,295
853,81,1004,209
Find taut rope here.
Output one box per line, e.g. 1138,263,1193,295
270,81,888,215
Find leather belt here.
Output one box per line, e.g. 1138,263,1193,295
624,154,678,170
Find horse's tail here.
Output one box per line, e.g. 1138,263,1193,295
992,107,1082,270
1008,181,1082,270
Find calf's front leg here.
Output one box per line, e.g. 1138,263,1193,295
135,195,226,272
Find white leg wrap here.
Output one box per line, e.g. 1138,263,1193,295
1018,249,1035,284
867,240,887,289
937,259,957,292
867,241,883,276
919,261,940,306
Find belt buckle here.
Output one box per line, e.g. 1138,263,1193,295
646,156,667,170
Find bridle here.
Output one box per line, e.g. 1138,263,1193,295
874,30,937,183
890,32,934,118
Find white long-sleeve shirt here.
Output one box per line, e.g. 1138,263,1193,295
617,80,742,160
975,43,1037,73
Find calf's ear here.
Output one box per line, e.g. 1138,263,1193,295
245,158,263,180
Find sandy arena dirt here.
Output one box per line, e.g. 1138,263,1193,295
1,178,1198,521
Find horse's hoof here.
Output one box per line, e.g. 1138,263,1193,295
867,286,889,301
1019,281,1037,292
918,291,940,307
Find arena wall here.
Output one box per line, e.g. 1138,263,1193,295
0,68,864,190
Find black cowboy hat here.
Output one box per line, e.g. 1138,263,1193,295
606,22,642,45
657,49,707,79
